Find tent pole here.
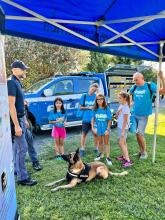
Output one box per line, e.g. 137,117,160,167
152,42,164,163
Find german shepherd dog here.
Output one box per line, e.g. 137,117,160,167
45,149,128,192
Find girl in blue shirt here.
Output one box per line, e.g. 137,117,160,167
91,94,112,166
49,97,67,160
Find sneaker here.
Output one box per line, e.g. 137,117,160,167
133,152,141,157
80,149,86,157
122,160,133,168
54,155,63,161
106,157,113,166
115,155,125,161
139,152,148,160
95,153,104,161
32,161,42,171
17,178,37,186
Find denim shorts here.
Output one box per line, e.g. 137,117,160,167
134,115,148,136
118,128,128,139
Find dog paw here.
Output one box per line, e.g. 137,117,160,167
45,183,53,187
51,187,59,192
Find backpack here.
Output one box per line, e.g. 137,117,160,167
131,82,156,103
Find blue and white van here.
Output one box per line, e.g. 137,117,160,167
25,69,135,131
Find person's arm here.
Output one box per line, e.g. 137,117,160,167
91,117,97,134
121,114,129,137
80,105,92,110
8,96,22,136
49,120,59,124
159,70,165,95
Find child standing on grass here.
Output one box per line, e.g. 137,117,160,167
116,92,133,168
49,97,67,160
91,94,112,166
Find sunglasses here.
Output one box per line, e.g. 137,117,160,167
97,98,104,101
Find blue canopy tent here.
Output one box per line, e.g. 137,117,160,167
1,0,165,163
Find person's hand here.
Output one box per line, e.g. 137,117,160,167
24,120,30,129
15,125,22,136
88,106,93,110
121,131,125,138
159,70,164,79
105,130,109,136
92,128,97,135
57,118,63,122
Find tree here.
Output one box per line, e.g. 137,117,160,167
5,36,89,88
85,51,111,72
86,52,143,73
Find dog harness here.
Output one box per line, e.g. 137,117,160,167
66,163,91,182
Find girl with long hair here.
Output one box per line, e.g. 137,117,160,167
49,97,67,160
91,94,112,166
116,92,133,167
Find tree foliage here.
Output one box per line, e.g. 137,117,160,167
5,36,89,88
85,52,143,73
5,36,157,88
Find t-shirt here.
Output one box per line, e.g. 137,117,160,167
48,110,67,128
7,75,25,117
130,82,157,116
92,107,112,135
79,93,96,122
117,104,130,129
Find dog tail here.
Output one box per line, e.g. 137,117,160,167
109,171,128,176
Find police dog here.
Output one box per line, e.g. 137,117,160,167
45,149,128,192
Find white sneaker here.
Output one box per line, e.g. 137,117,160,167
139,152,148,160
95,153,104,161
106,157,113,166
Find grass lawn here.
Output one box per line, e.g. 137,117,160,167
16,108,165,220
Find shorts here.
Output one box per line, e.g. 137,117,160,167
118,128,128,139
82,122,91,135
51,126,66,139
134,115,148,136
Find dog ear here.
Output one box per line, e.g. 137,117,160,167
73,149,79,163
75,148,79,154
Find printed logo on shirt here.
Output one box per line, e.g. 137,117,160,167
85,101,95,106
134,90,146,98
95,114,107,119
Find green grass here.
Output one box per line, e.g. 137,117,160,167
16,108,165,220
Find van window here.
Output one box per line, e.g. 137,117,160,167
26,78,52,92
48,80,74,95
77,79,99,93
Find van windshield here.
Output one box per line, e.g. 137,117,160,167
26,78,52,93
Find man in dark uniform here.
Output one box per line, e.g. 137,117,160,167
7,60,37,186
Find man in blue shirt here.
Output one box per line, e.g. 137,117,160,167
7,60,37,186
130,72,157,159
79,83,99,157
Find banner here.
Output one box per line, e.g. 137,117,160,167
0,35,18,220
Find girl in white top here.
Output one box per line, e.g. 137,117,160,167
116,92,133,168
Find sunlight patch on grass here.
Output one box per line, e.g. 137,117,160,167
146,108,165,136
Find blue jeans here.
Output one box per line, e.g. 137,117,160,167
25,128,38,164
13,118,28,181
